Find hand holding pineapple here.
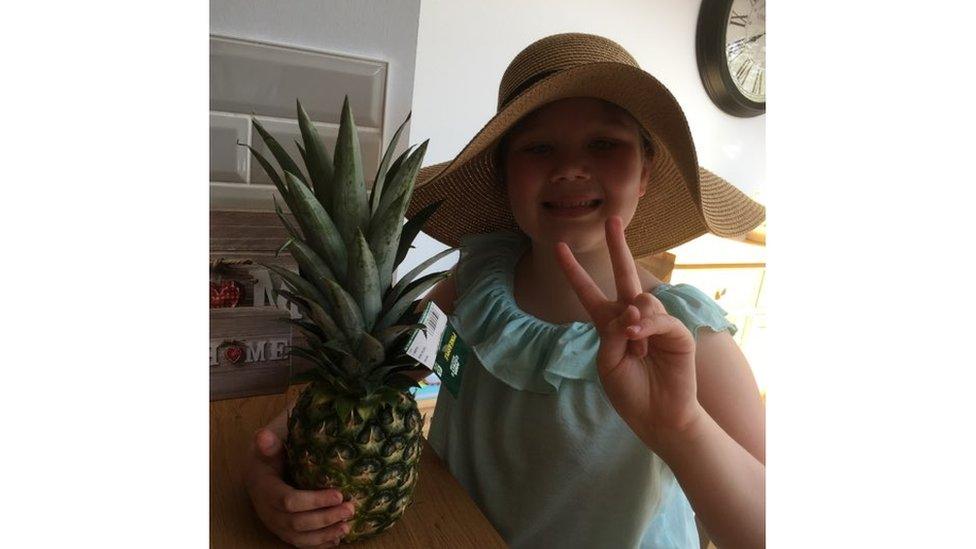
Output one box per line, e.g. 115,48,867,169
554,216,702,451
245,427,353,547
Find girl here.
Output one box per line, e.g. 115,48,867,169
245,33,766,548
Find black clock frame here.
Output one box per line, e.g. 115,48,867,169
696,0,765,117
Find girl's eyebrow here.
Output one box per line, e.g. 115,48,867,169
514,118,631,138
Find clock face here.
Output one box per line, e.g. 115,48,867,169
725,0,765,103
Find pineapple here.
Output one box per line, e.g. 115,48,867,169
241,97,454,542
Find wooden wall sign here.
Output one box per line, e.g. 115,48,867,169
210,306,294,401
210,210,310,401
210,337,291,367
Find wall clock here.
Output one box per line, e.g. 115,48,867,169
696,0,766,117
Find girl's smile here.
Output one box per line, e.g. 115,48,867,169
542,196,604,217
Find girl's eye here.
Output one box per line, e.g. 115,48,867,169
522,144,551,154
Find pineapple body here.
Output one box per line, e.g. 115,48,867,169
286,380,424,542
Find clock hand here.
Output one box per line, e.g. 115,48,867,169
728,32,765,50
745,31,765,44
726,32,765,56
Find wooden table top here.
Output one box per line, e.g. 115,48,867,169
210,386,507,548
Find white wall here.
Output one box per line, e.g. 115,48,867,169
400,0,764,277
210,0,422,145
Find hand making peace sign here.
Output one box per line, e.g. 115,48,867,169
554,216,705,449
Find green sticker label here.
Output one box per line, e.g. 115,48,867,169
402,301,469,397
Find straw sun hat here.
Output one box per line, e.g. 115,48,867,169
406,32,765,258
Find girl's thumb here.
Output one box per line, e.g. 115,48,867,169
255,428,281,456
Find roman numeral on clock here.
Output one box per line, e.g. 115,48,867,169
736,59,754,85
752,69,764,95
730,10,748,27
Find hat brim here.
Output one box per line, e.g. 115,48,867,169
409,62,765,257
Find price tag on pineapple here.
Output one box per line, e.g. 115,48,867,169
403,301,468,397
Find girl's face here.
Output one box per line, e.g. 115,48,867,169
502,97,651,253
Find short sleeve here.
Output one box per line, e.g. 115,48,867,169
650,283,738,342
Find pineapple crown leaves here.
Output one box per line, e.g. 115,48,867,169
332,96,370,249
376,270,453,333
265,268,284,302
385,247,457,309
271,196,305,251
260,263,352,350
356,332,386,370
249,96,452,395
261,263,330,314
366,368,425,394
296,100,335,211
289,346,342,379
288,346,354,393
274,238,291,259
277,288,347,350
242,107,326,225
367,142,429,293
320,276,366,349
369,111,412,215
251,116,309,188
377,144,416,209
284,171,349,282
376,323,428,350
371,140,429,228
394,199,445,271
248,97,427,294
287,318,326,346
348,229,382,331
295,322,429,392
281,236,337,298
239,141,298,216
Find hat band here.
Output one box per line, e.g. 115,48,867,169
498,69,557,110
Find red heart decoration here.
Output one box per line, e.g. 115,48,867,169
225,346,244,364
211,280,242,308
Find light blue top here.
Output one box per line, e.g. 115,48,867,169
426,230,737,548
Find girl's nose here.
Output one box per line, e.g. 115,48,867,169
549,154,590,183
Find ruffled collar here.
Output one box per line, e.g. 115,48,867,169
450,231,602,394
493,234,596,331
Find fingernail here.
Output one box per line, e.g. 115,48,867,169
342,523,352,534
